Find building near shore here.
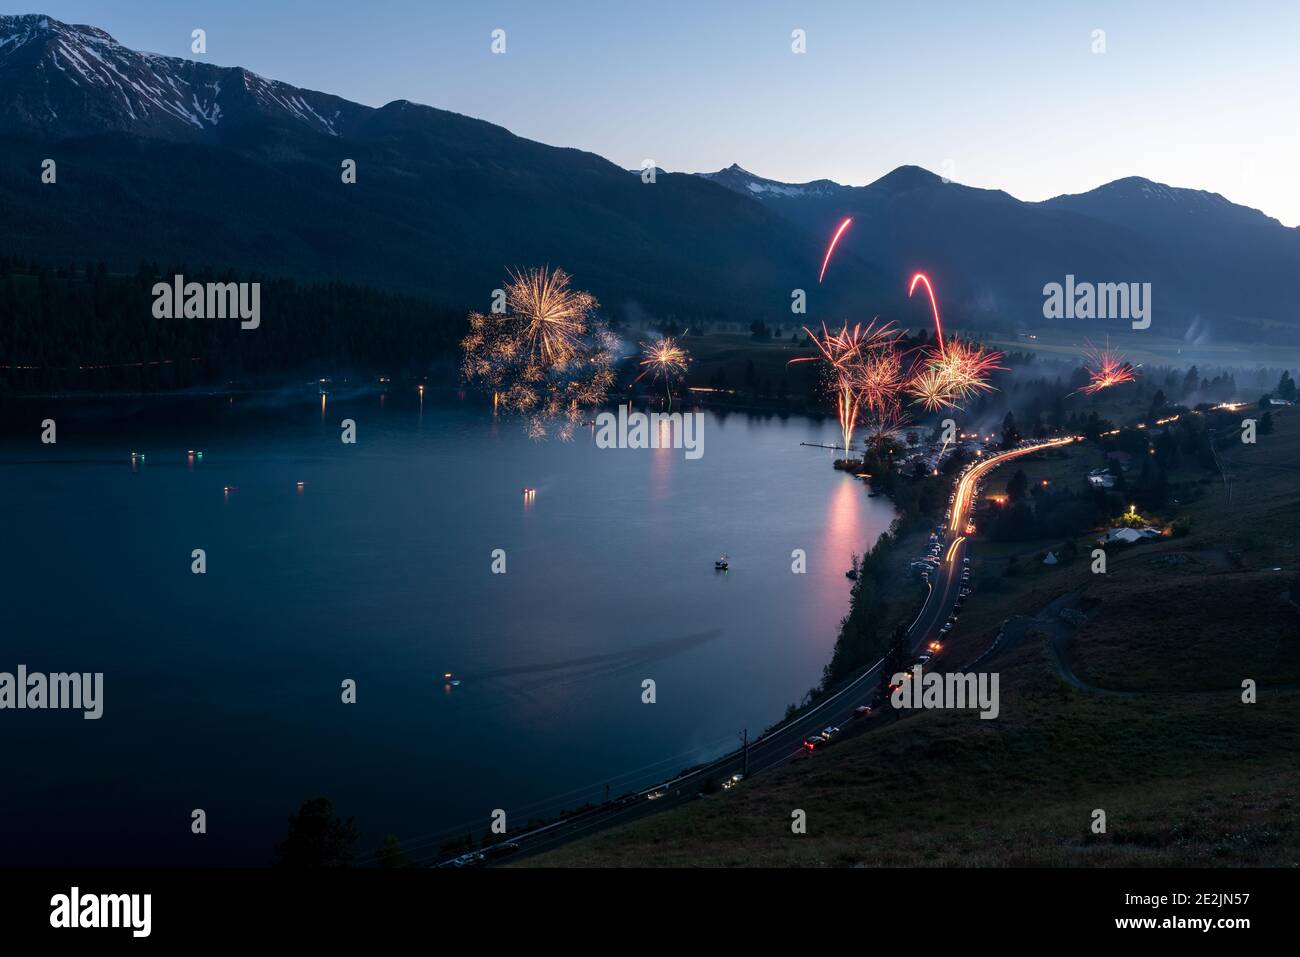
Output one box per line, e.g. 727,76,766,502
1100,526,1161,545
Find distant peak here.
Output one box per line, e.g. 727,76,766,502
0,13,117,43
871,165,944,190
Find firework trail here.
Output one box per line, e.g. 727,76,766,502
634,332,691,405
462,266,616,439
818,217,854,283
1075,339,1138,395
908,272,946,357
904,273,1004,411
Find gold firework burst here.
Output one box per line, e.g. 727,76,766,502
507,266,595,368
461,267,615,439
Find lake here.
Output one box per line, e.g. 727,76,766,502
0,391,894,865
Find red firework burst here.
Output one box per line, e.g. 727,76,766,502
1078,340,1138,394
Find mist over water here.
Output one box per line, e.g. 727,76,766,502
0,395,894,865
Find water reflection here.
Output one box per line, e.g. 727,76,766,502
1,396,894,866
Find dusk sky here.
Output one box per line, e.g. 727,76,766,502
29,1,1300,225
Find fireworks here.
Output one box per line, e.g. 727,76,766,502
855,345,906,415
906,340,1004,411
508,266,596,367
1077,340,1138,395
905,273,1003,411
462,266,616,439
791,320,901,451
908,364,955,412
634,332,691,403
818,217,854,283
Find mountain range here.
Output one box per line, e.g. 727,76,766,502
1,13,1296,344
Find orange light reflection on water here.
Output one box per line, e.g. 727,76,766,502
807,476,866,620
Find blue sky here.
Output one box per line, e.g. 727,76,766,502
31,1,1300,225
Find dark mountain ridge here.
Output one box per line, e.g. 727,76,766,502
0,14,1295,345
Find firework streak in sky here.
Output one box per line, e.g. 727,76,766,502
796,262,1008,449
818,218,853,283
904,272,1004,412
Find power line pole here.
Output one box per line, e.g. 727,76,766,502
740,728,749,777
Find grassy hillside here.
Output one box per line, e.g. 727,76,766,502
523,407,1300,867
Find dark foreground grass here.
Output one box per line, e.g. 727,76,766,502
524,641,1300,867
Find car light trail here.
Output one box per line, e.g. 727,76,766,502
948,437,1077,536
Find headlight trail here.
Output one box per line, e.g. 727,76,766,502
948,436,1077,536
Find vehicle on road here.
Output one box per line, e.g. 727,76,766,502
647,787,668,800
853,705,873,718
722,773,744,790
820,726,840,740
916,655,931,664
802,735,825,752
485,842,521,859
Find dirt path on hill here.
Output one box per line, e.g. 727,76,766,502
968,550,1298,695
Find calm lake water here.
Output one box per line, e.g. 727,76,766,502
0,393,893,865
